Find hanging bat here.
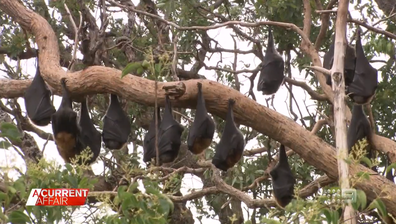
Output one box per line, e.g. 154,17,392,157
269,145,295,208
143,107,161,163
347,104,374,166
78,98,102,164
157,95,184,165
51,78,86,164
212,99,245,171
187,82,215,155
24,56,56,126
324,36,356,87
102,94,131,150
346,30,378,104
257,28,285,95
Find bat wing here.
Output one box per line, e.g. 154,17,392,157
158,124,183,152
103,116,130,142
187,117,215,146
348,71,377,97
261,62,285,81
81,128,102,162
24,77,55,124
347,118,369,150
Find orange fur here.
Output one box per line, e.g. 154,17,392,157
55,132,76,163
190,138,212,154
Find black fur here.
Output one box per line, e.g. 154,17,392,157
347,104,375,170
23,56,56,126
324,36,356,87
51,78,85,164
257,29,285,95
102,94,131,149
157,96,184,165
269,145,295,208
143,107,161,163
187,83,215,154
212,99,245,171
346,30,378,104
79,98,102,164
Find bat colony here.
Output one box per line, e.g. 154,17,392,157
23,27,385,209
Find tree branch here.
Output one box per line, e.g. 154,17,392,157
1,0,396,216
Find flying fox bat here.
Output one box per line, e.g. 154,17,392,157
257,28,285,95
157,96,184,165
324,35,356,87
102,94,131,150
269,145,295,208
24,56,56,126
143,107,161,164
187,82,215,155
346,30,378,104
212,99,245,171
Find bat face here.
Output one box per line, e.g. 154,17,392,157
187,83,215,154
347,105,372,159
52,78,86,164
212,99,245,171
257,29,285,95
347,30,378,104
324,37,356,87
78,100,102,164
143,107,161,163
23,62,56,126
157,96,184,165
102,94,131,150
270,145,295,208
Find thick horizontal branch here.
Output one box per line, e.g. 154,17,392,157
1,0,396,216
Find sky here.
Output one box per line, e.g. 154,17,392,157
0,0,391,223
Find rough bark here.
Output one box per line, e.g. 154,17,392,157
1,0,396,218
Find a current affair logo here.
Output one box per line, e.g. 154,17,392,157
26,188,89,206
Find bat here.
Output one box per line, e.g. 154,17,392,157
187,82,215,154
324,36,356,87
143,107,161,163
257,29,285,95
212,99,245,171
51,78,85,164
78,98,102,164
157,95,184,164
23,56,56,126
346,30,378,104
269,144,295,208
347,104,374,168
102,94,131,150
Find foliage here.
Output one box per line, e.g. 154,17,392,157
0,0,396,223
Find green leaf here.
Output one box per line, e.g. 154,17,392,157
122,62,142,78
13,180,26,200
360,157,372,167
0,192,8,201
8,186,16,194
356,171,370,180
0,122,22,142
0,141,11,149
322,208,332,222
368,199,387,217
356,190,367,210
385,162,396,175
154,63,162,73
7,210,30,223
